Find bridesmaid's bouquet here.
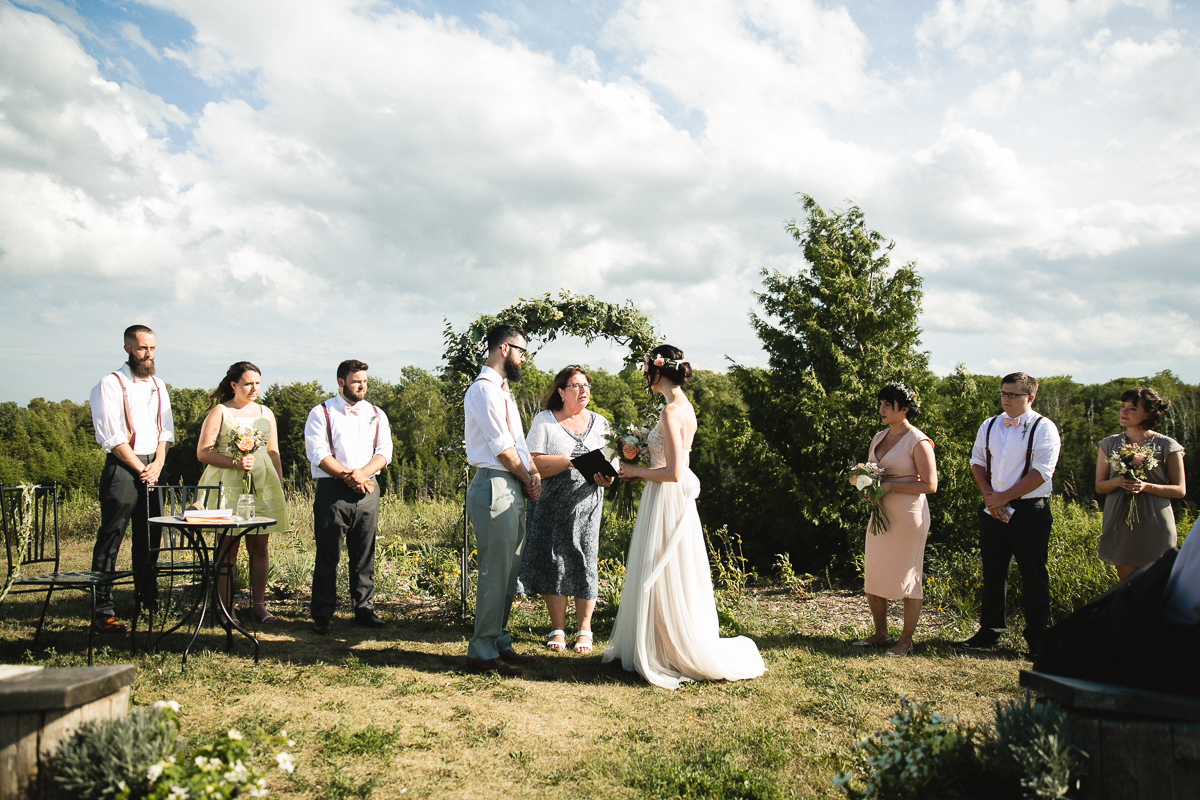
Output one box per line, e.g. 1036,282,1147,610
227,423,270,495
847,461,890,535
1106,441,1158,526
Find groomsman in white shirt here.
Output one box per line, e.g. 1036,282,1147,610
463,325,542,676
304,360,393,634
958,372,1062,657
89,325,175,633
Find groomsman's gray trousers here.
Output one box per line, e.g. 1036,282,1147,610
310,478,379,620
466,468,526,661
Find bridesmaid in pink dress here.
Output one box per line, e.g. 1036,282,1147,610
850,382,938,657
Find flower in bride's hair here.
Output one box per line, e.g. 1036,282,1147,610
653,356,665,367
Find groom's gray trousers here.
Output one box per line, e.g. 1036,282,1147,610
466,468,526,661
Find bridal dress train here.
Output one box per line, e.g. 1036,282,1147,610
602,422,766,689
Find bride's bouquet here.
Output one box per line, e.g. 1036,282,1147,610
604,401,665,465
1106,441,1158,526
847,461,889,535
227,423,270,495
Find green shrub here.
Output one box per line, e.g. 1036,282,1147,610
833,699,978,800
51,704,178,800
980,692,1086,799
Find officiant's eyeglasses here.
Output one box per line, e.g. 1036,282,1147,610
564,382,590,392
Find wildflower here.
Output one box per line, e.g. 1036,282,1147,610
147,761,166,782
153,699,181,713
228,728,243,740
275,752,296,774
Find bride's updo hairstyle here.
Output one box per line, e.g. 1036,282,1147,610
644,345,692,387
209,361,262,405
877,381,921,420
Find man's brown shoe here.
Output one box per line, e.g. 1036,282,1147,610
465,657,522,677
93,616,125,634
498,649,537,664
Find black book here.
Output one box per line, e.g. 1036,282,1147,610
571,448,619,485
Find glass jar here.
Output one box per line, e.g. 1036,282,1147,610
236,494,255,522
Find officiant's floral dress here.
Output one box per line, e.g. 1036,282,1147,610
198,404,288,535
517,409,610,599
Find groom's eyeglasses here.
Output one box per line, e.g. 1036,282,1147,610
505,342,527,355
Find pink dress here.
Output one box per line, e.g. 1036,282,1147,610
863,428,932,600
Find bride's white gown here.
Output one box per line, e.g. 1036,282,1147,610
602,421,766,689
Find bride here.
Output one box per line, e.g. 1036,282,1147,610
602,345,766,689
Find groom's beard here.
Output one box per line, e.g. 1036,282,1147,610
128,353,155,378
503,354,522,383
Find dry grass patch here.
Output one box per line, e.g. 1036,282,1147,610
2,535,1033,799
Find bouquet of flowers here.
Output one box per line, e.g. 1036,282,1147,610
1107,441,1159,526
604,402,664,465
226,423,270,495
847,461,889,535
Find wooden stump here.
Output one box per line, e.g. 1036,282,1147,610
1021,670,1200,800
0,665,136,800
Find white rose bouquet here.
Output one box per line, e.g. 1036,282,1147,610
1106,441,1158,527
847,461,889,535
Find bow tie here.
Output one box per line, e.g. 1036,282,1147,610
1002,416,1022,428
346,405,360,416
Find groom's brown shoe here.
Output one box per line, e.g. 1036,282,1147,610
466,656,522,677
498,649,537,664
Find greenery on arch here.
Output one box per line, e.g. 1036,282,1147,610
441,291,660,386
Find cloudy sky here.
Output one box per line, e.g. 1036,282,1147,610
2,0,1197,403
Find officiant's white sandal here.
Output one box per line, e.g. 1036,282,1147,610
546,629,566,651
574,630,593,654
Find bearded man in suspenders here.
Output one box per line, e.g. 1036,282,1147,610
958,372,1062,657
303,359,393,635
88,325,175,634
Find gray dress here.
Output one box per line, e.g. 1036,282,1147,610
1097,432,1184,567
516,410,610,599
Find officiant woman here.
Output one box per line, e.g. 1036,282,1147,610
516,366,614,653
851,382,937,657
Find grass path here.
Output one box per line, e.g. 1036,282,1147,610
1,574,1032,800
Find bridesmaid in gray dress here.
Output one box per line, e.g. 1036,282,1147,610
1095,387,1186,580
516,367,614,652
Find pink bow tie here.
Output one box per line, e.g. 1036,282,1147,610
1002,416,1021,428
346,406,360,416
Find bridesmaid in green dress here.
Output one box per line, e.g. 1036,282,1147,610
196,361,289,624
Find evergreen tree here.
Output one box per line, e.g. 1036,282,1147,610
731,195,930,574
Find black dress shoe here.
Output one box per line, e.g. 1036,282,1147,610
465,656,521,676
354,610,385,627
498,649,537,664
955,630,1001,649
312,617,331,635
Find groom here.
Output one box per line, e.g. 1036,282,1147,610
463,325,541,676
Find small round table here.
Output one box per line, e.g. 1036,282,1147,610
147,515,276,665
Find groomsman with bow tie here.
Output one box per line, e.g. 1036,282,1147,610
304,359,393,634
462,325,542,676
958,372,1062,657
89,325,175,633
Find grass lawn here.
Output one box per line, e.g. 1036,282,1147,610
0,527,1034,800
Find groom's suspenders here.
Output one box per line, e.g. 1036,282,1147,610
984,415,1043,485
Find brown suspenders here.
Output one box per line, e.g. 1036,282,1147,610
321,400,381,459
111,371,163,450
984,415,1043,485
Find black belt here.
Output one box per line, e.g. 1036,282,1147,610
1009,497,1048,507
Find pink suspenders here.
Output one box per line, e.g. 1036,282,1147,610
111,371,163,450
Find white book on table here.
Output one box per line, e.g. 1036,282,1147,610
182,508,233,519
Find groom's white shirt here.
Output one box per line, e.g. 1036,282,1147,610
303,394,393,479
464,366,530,472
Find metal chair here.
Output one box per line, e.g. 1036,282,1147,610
0,482,135,666
138,483,222,655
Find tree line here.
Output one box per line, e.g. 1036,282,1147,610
2,197,1195,575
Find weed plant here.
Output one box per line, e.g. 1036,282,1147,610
51,705,178,800
980,692,1086,800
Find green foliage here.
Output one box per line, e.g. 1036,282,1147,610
441,290,659,385
162,387,211,488
626,741,792,800
140,723,295,800
0,398,104,492
980,692,1086,800
260,380,330,484
51,705,178,800
833,699,979,800
732,196,930,576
